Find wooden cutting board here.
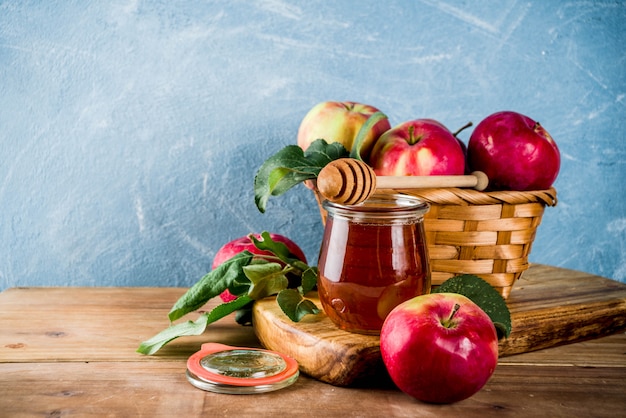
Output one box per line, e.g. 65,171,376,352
252,264,626,387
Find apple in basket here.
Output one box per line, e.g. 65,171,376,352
467,111,560,191
297,101,391,160
380,293,499,404
368,119,466,176
213,233,307,302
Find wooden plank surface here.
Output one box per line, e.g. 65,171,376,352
1,354,624,418
0,287,261,362
253,264,626,386
1,266,625,417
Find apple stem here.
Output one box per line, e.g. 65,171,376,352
452,121,473,138
407,125,420,145
442,303,461,328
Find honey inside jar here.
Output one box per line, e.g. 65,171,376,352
317,194,431,334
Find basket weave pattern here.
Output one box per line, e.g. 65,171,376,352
312,185,557,299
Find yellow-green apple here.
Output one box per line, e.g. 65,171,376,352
297,101,391,160
368,119,466,176
467,111,560,191
380,293,499,404
212,233,307,302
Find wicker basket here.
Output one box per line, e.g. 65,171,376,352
310,184,557,299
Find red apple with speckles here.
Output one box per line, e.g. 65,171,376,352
467,111,560,191
297,101,391,160
368,119,466,176
213,233,307,302
380,293,499,404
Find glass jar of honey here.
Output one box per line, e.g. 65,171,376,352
317,193,431,335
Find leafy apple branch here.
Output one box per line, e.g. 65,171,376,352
137,232,320,355
253,112,389,214
254,139,350,213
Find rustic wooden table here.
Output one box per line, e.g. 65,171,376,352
1,265,625,417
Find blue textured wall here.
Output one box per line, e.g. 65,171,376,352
1,1,625,289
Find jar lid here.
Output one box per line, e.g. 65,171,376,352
186,343,299,394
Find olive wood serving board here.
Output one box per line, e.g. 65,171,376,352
252,264,626,387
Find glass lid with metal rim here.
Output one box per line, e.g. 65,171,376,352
186,343,299,394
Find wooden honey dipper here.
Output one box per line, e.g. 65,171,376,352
316,158,489,205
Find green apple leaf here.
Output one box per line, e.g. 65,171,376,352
249,231,307,270
168,251,254,322
434,274,512,339
276,288,321,322
303,137,352,164
349,111,388,161
254,139,349,213
300,266,318,294
136,295,254,355
243,262,289,300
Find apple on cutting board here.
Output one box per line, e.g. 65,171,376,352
380,292,499,404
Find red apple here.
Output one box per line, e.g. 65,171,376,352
467,111,560,191
422,119,472,173
297,101,391,160
380,293,499,404
419,119,471,154
368,119,466,176
212,233,307,302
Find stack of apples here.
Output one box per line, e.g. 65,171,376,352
297,101,561,191
295,101,561,403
